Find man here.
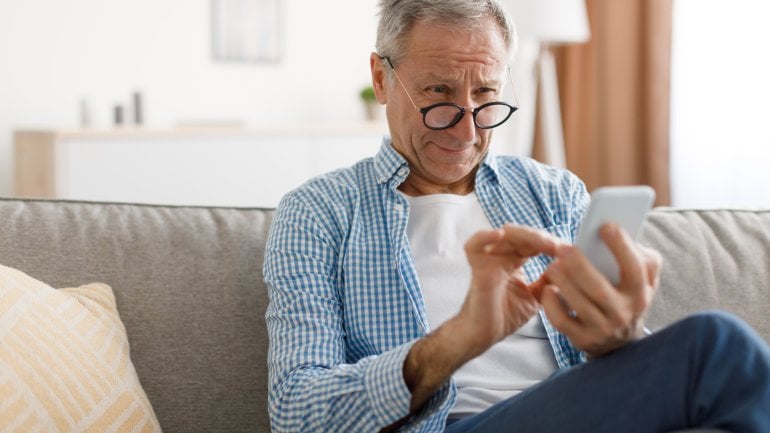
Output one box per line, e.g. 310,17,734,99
263,0,770,431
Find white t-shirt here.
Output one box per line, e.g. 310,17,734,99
404,191,558,419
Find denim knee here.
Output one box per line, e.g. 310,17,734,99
667,310,768,361
664,312,770,429
674,310,751,337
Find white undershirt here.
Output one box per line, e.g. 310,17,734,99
404,192,558,419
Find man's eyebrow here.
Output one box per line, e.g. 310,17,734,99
478,79,503,88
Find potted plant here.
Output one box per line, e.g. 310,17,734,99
359,85,381,121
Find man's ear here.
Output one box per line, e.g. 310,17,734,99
370,52,388,105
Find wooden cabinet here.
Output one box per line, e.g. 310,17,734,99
14,124,387,207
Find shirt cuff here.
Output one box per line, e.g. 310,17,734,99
363,339,452,427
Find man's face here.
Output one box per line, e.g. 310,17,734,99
371,17,509,195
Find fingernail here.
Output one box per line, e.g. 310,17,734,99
603,222,620,236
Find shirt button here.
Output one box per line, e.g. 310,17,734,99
393,204,404,212
397,168,407,176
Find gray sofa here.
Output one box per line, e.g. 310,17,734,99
0,197,767,433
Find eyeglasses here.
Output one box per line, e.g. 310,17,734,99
380,55,519,131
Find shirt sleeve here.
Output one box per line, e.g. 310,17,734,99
569,175,591,241
263,191,449,432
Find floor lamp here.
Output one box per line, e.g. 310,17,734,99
506,0,590,168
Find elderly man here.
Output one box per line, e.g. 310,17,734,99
264,0,770,431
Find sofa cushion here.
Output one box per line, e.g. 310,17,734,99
639,208,770,341
0,265,161,432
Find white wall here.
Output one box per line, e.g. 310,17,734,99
0,0,380,195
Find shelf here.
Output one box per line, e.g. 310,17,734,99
14,124,388,207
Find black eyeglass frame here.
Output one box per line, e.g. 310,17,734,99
380,55,519,131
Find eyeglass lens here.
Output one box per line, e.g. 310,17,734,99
424,103,512,129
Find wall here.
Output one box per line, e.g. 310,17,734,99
0,0,380,196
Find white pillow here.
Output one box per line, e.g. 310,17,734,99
0,264,162,432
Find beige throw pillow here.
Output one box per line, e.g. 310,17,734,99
0,264,162,432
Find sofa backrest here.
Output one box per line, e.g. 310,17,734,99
0,198,275,433
640,208,770,341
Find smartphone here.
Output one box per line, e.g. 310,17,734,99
574,186,656,284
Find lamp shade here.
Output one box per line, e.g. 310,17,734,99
506,0,590,43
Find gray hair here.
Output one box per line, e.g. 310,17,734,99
375,0,516,67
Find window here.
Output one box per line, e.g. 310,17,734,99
670,0,770,207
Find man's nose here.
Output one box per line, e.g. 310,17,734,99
446,105,477,144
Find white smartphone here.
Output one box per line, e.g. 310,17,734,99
574,186,656,284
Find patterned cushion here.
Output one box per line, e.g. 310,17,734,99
0,264,161,432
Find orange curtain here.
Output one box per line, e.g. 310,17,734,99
546,0,673,206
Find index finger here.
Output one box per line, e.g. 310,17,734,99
485,224,566,258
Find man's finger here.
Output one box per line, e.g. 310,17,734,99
545,259,608,329
551,244,623,317
492,224,563,257
600,223,645,291
465,228,505,255
528,274,549,301
638,245,663,287
540,285,584,341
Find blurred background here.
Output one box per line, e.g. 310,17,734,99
1,0,768,208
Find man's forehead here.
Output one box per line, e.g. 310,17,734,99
402,47,509,83
414,66,506,85
402,18,510,66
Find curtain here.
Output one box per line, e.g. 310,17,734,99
540,0,673,205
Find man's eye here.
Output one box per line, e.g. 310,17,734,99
478,87,496,94
427,86,448,94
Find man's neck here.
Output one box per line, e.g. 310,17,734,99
398,173,477,197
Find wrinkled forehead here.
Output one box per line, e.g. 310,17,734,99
400,18,510,74
405,18,509,57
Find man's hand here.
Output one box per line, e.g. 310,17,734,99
537,223,662,358
457,224,566,356
402,224,565,413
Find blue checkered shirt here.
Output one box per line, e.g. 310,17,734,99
264,138,589,432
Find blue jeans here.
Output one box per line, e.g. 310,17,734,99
444,311,770,433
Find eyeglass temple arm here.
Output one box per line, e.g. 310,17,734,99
379,55,422,113
507,66,520,108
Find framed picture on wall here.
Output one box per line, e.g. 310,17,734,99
211,0,282,63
